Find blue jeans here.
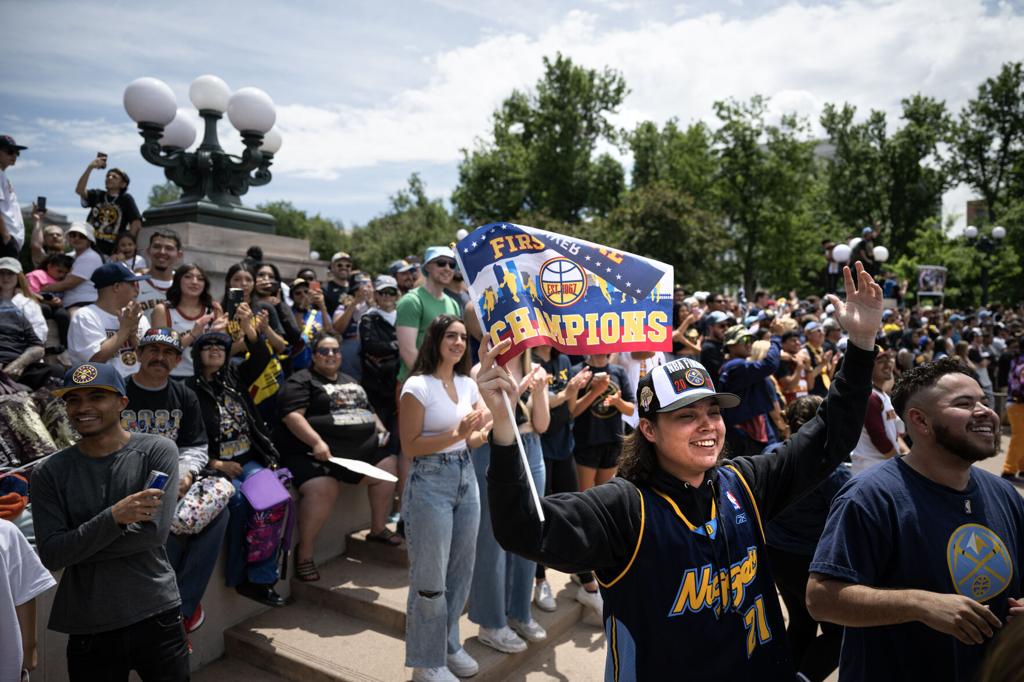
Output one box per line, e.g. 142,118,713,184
224,460,280,587
166,493,230,618
403,449,480,668
468,433,545,629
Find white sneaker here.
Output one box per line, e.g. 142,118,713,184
575,585,603,615
509,617,547,643
412,667,458,682
446,648,479,678
533,580,557,612
477,625,528,653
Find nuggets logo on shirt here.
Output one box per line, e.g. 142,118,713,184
946,523,1013,602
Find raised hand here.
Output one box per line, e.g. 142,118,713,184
826,262,884,351
475,338,519,446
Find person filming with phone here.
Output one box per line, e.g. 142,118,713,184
30,362,189,681
75,153,142,258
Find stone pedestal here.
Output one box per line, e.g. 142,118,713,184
139,222,326,297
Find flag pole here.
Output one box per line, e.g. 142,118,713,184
452,235,546,522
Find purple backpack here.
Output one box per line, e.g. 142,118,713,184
240,468,296,578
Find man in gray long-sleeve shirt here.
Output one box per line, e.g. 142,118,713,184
31,362,189,681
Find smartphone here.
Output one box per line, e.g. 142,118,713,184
309,280,321,292
226,287,244,317
97,152,108,169
144,470,170,490
36,196,47,213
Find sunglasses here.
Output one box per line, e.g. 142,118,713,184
431,259,457,269
315,347,341,356
377,289,398,296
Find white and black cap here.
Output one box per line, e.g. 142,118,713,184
637,357,740,419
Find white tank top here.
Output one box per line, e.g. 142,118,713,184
851,388,901,474
167,305,211,378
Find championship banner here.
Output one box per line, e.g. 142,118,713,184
455,222,674,365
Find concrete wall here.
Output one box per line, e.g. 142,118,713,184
28,490,370,681
137,222,327,300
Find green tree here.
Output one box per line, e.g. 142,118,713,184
147,181,182,208
349,174,461,275
628,119,716,208
949,61,1024,223
452,53,628,225
711,96,818,294
820,96,951,258
256,200,350,260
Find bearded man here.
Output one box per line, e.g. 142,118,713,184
808,357,1024,682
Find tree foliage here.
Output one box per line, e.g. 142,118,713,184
452,53,628,225
257,200,350,261
147,181,182,208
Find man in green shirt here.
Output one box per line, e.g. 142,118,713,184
395,245,463,382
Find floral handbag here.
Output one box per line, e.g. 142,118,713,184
171,474,235,535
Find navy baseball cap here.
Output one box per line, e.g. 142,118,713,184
637,358,740,420
91,262,149,289
0,135,27,151
53,363,126,397
138,328,183,353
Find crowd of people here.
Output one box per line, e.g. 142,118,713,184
1,132,1024,682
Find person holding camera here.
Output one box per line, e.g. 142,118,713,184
74,154,142,257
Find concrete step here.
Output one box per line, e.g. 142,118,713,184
226,560,597,682
192,655,290,681
345,527,409,567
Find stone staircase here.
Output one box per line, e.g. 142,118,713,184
197,529,600,681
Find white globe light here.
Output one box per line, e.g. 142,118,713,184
309,250,320,261
964,225,979,239
260,127,283,154
227,87,276,134
159,109,197,149
455,228,469,241
993,226,1007,240
848,237,862,251
832,244,852,263
123,77,177,126
873,245,889,263
189,75,231,113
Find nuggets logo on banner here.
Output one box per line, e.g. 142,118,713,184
457,223,674,365
946,523,1013,602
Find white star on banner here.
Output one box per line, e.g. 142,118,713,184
626,282,632,287
585,255,591,261
616,274,622,280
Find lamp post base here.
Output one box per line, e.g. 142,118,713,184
142,200,276,234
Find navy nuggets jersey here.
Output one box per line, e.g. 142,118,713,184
600,465,793,681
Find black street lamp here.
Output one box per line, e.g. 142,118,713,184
963,224,1007,305
123,75,283,233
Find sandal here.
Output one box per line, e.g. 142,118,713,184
366,528,403,546
295,558,320,582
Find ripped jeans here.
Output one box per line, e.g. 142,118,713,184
402,449,480,668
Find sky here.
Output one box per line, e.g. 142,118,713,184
5,0,1023,233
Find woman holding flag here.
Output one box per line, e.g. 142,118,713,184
476,263,883,680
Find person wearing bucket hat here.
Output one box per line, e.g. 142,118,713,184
30,361,189,680
396,245,462,382
40,221,104,311
477,262,882,681
186,329,288,608
75,155,142,257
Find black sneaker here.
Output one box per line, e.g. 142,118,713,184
397,519,405,538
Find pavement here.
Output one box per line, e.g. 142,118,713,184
197,429,1017,681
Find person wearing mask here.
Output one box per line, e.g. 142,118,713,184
359,275,401,450
399,315,489,682
468,351,550,653
121,329,224,635
188,324,288,608
277,331,398,582
136,229,184,311
150,263,218,379
478,263,881,681
41,222,103,311
31,363,187,680
74,159,142,257
67,262,150,376
807,358,1024,682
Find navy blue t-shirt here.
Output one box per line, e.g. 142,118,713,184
534,351,574,461
811,457,1024,682
570,362,634,449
